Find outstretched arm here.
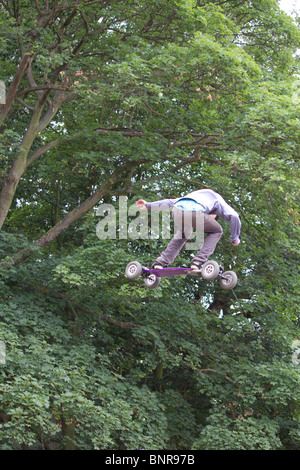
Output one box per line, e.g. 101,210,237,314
136,199,148,210
136,198,177,211
228,213,241,245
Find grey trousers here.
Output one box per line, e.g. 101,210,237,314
156,208,223,267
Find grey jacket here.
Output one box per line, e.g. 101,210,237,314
145,189,241,244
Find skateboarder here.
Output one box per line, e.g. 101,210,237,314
136,188,241,270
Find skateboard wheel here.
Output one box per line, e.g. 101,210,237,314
220,271,237,290
144,274,161,289
201,260,220,280
125,261,143,279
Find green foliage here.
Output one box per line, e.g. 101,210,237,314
0,0,299,450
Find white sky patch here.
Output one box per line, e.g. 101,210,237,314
278,0,299,17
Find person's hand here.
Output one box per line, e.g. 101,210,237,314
136,199,148,210
231,239,240,246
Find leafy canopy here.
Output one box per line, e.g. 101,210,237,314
0,0,299,450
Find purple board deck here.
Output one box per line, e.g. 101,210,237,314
142,267,200,278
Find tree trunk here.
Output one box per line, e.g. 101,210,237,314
0,54,32,125
62,416,76,450
0,90,60,230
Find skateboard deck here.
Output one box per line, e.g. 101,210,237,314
125,260,237,290
141,266,201,277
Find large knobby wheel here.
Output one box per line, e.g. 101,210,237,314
125,261,143,280
201,260,220,280
144,274,161,289
220,271,238,290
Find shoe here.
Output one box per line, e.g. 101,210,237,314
190,262,203,271
152,262,165,269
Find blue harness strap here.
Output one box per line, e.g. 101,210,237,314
174,198,206,212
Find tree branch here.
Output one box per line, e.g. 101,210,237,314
0,54,32,124
0,0,13,15
22,284,139,329
17,84,73,97
35,187,107,248
180,359,236,385
38,91,78,133
26,135,76,166
94,126,222,148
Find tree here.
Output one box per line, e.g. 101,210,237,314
0,0,299,450
0,0,273,247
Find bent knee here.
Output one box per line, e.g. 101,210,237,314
212,222,223,239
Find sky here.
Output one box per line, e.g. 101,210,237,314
278,0,299,16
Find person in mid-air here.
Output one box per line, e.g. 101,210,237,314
136,188,241,271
